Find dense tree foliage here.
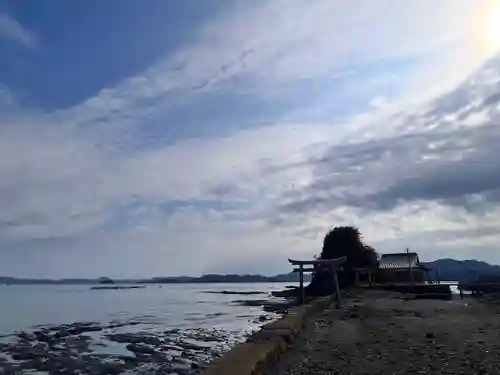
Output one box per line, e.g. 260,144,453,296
306,226,379,296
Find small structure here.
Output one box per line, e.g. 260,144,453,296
352,267,376,286
377,251,427,284
288,256,347,307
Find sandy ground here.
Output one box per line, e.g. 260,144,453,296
262,289,500,375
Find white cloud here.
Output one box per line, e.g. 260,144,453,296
4,69,500,276
0,118,334,242
54,0,499,132
3,1,500,277
0,13,37,48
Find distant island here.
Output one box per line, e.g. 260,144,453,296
1,258,499,285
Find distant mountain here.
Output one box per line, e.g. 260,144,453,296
189,272,312,283
0,272,310,285
422,259,500,282
134,272,311,284
0,277,104,285
5,259,500,285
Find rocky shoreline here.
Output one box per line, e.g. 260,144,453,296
0,296,291,375
0,320,242,375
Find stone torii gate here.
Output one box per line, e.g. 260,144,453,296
288,256,347,307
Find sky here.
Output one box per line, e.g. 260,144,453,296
1,0,500,278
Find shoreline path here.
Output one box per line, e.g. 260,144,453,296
262,290,500,375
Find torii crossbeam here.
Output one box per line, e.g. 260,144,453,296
288,256,347,307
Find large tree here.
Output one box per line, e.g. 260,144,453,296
305,226,379,296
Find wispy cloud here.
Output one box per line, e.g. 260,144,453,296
268,57,500,262
2,1,500,277
0,13,37,48
56,0,496,132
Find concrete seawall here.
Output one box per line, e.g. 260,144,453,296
202,296,335,375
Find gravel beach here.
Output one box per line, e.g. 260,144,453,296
262,289,500,375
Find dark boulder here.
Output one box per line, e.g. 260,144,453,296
125,343,157,356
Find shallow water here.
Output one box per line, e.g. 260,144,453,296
0,283,288,335
0,282,290,374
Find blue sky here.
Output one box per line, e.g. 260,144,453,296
1,0,500,278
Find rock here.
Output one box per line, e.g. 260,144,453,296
106,333,133,343
48,341,65,351
190,361,203,370
34,330,52,342
16,331,34,341
1,324,222,375
65,335,91,352
138,335,161,346
35,358,59,372
116,354,142,366
164,328,181,335
125,343,157,356
171,356,190,367
19,358,48,371
262,301,293,313
106,321,141,329
89,361,125,375
7,342,47,361
425,332,436,339
161,344,183,351
67,324,102,335
31,342,48,356
11,351,37,361
233,299,268,307
178,341,205,351
0,362,19,375
53,329,71,339
106,332,161,346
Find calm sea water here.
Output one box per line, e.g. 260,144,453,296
0,283,288,336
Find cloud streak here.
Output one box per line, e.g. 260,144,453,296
277,57,500,216
0,13,37,48
55,0,496,133
2,1,500,277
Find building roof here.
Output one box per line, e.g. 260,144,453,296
379,252,420,269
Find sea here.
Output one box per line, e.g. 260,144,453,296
0,282,289,373
0,283,287,335
0,282,463,374
0,281,461,336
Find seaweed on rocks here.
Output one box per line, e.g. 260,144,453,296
0,322,235,375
